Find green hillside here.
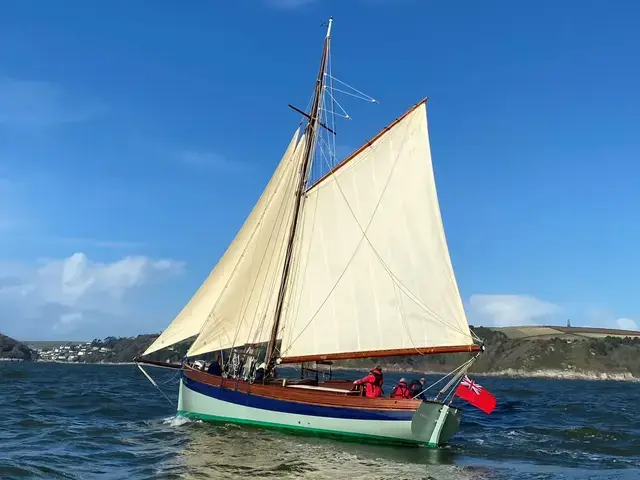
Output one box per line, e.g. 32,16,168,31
15,325,640,378
335,326,640,377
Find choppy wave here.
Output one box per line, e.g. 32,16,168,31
1,362,639,479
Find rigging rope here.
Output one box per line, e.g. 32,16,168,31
137,363,175,407
324,74,377,103
442,355,479,404
411,356,476,399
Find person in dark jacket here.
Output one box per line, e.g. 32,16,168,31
390,378,411,399
408,377,426,399
207,355,222,376
353,366,383,397
254,362,266,383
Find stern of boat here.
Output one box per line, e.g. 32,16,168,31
410,400,461,447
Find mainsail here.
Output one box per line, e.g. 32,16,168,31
143,129,302,356
278,101,476,362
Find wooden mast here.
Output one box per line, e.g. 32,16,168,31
264,17,333,372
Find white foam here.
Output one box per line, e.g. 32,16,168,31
163,415,199,427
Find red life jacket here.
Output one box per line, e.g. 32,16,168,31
368,371,383,398
358,369,383,398
391,381,410,399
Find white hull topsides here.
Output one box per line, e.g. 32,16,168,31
177,375,462,447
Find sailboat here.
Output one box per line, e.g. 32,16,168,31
135,17,483,447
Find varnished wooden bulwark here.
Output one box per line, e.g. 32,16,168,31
184,366,422,412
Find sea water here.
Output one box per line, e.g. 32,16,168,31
1,362,639,479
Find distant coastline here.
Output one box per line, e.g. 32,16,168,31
4,325,640,382
326,364,639,382
32,359,138,366
8,359,637,382
476,368,638,382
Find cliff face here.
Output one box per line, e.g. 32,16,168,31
0,334,36,361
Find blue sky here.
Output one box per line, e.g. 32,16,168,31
1,0,638,340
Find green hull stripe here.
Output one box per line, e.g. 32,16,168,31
177,410,431,447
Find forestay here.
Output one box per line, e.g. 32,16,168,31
143,129,301,357
279,102,475,361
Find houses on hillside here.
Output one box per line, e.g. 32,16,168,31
36,342,113,363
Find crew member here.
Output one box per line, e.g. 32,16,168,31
254,362,266,383
409,377,426,399
353,366,383,397
207,355,222,376
390,378,410,399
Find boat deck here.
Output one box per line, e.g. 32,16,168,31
183,365,423,412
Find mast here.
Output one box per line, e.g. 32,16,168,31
264,17,333,371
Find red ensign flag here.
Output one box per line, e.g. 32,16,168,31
455,375,497,414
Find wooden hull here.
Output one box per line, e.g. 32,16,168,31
177,368,461,447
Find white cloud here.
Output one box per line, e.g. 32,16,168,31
34,253,184,305
468,294,562,327
616,318,638,331
0,252,184,335
58,312,83,324
0,77,103,128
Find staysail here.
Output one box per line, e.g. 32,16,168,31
143,129,301,356
184,134,309,357
278,101,477,362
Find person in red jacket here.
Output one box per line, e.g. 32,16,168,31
390,378,411,399
353,366,383,397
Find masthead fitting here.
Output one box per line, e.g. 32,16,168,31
326,16,333,38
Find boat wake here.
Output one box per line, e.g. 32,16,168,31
163,415,199,427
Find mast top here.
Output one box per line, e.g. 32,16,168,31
326,16,333,39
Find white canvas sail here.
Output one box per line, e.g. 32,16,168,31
185,134,309,357
279,102,474,361
143,129,301,356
